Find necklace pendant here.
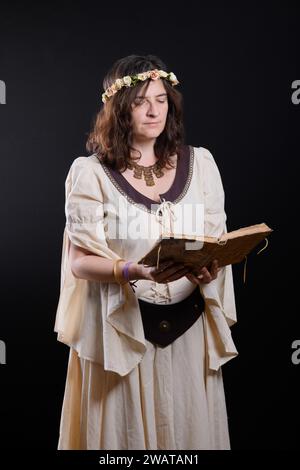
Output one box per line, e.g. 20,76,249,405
128,158,165,186
144,168,155,186
144,175,155,186
133,167,143,179
153,167,164,178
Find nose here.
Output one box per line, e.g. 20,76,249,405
146,101,159,117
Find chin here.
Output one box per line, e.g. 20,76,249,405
136,127,164,140
144,128,163,137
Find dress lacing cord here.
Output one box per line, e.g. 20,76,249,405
130,198,176,301
149,197,177,302
154,197,178,236
150,284,171,303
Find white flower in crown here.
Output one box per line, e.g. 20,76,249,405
137,72,148,81
158,70,168,78
115,78,124,90
123,75,132,86
101,68,179,103
169,72,179,85
106,87,114,97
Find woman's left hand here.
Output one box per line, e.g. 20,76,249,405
185,259,221,285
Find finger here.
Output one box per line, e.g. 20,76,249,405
210,260,218,279
207,261,218,279
189,267,206,279
199,267,212,283
212,259,218,269
185,274,200,285
208,259,217,272
192,262,219,282
203,274,212,283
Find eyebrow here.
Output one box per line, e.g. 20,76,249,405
135,93,167,99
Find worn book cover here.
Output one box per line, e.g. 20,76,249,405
138,223,273,272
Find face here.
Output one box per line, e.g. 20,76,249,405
130,78,169,141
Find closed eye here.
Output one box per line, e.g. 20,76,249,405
134,99,167,105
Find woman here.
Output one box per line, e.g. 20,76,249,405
54,54,238,450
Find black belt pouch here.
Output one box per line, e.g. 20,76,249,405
138,286,205,348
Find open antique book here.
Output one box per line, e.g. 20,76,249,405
137,223,273,273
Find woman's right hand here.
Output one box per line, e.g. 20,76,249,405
134,260,191,284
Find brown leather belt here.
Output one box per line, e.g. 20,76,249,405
138,286,205,348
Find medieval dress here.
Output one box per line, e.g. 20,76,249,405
54,144,238,450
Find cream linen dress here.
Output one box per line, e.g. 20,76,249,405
54,145,238,450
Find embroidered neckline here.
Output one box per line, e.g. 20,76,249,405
91,145,195,215
116,148,184,205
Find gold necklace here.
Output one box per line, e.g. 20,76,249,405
127,159,165,186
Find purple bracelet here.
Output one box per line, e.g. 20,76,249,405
122,261,134,282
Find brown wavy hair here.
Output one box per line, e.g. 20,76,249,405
86,54,185,171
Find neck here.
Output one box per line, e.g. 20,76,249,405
130,137,157,165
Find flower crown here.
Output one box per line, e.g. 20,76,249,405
101,68,179,103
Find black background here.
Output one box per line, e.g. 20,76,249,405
0,1,299,454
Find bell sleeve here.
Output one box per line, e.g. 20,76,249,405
198,147,238,371
54,157,146,376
